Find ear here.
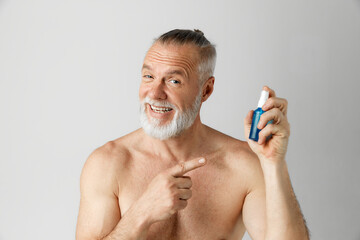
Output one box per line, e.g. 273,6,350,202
201,76,215,102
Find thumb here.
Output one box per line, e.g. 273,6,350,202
169,157,206,177
244,110,254,140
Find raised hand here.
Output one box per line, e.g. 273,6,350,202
244,86,290,164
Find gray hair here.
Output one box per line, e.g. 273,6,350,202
154,29,216,86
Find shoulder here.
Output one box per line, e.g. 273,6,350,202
82,128,145,175
85,129,145,169
84,140,130,174
81,131,141,196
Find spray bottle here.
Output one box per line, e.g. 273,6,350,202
249,90,270,142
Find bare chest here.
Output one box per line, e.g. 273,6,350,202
118,158,247,239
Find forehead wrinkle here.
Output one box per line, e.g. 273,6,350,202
147,57,190,78
149,50,197,66
146,50,198,76
147,52,195,71
143,61,187,78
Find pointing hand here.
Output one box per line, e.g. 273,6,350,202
134,157,207,224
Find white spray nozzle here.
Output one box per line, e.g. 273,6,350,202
257,90,269,108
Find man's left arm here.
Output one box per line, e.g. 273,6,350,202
243,86,309,240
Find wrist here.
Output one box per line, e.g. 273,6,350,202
124,200,153,236
120,202,152,239
103,201,152,240
259,157,288,175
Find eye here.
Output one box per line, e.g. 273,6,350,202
143,75,153,79
169,79,180,84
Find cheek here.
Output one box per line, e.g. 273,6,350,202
187,88,201,104
139,84,148,99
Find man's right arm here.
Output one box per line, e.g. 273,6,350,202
75,144,149,240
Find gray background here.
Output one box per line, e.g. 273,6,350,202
1,0,359,239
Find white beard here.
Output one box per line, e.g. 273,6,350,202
139,91,202,140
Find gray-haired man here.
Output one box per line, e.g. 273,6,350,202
76,29,309,240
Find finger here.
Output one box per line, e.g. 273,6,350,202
263,85,276,98
244,109,253,125
177,189,192,200
174,177,192,189
176,199,188,211
257,108,284,129
244,110,254,139
258,123,288,145
262,97,288,115
169,158,206,177
258,124,278,145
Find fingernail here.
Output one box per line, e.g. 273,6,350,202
199,158,205,164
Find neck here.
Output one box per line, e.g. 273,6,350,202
142,116,206,162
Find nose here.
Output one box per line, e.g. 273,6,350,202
149,80,167,100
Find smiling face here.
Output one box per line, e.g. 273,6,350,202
139,42,203,140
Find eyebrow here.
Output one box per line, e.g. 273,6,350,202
142,64,152,71
142,64,187,77
166,69,186,77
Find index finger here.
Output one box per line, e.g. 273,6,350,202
263,85,276,98
169,158,206,177
262,97,288,115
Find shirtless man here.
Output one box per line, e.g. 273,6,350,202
76,29,309,240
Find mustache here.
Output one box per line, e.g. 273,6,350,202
141,97,177,110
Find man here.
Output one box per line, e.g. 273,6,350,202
76,29,309,240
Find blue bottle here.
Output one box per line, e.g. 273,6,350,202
249,90,269,142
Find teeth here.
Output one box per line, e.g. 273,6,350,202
150,105,172,113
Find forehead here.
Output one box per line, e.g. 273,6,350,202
143,43,200,76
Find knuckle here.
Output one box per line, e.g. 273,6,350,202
168,192,178,204
173,193,179,202
258,131,264,138
187,179,193,188
266,123,274,132
259,129,266,138
178,162,186,174
167,180,176,189
259,114,267,125
170,190,178,199
183,175,192,181
260,113,266,121
167,198,176,208
284,98,288,106
163,178,175,190
273,109,282,123
274,108,281,115
267,98,274,106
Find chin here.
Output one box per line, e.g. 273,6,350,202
140,112,182,140
139,94,201,140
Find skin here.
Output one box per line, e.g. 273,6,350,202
76,42,309,240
